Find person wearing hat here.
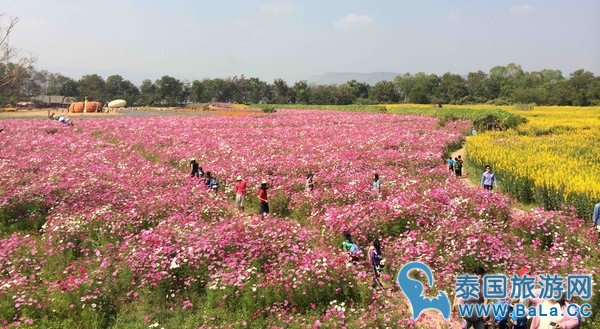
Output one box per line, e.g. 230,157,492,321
258,179,270,216
234,175,248,211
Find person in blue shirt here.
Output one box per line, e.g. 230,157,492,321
491,299,511,329
204,171,219,192
373,173,381,193
447,157,455,173
593,202,600,226
481,165,496,191
509,299,527,329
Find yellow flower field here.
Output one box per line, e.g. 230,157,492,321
466,106,600,218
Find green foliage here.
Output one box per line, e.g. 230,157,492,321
379,215,418,238
269,193,291,217
512,103,535,111
387,107,526,131
0,198,47,235
260,105,277,113
370,81,399,103
104,75,140,105
77,74,106,102
47,74,78,97
5,62,599,107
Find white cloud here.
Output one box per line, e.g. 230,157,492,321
260,1,296,15
510,4,534,17
333,13,374,28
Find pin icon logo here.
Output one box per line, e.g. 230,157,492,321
397,261,451,320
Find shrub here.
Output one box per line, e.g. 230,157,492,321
513,103,536,111
261,105,277,113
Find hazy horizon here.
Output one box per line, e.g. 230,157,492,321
2,0,599,84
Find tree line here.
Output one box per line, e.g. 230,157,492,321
2,63,598,107
1,63,599,107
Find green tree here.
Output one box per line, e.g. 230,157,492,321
293,80,310,104
203,78,233,102
346,80,370,99
466,71,489,101
104,75,139,105
567,69,597,106
47,74,78,96
309,85,335,105
155,75,186,106
189,80,205,102
436,73,467,103
272,79,291,104
77,74,106,101
20,68,50,97
406,73,439,103
0,15,35,103
139,79,159,105
333,84,355,105
370,81,400,103
393,73,414,102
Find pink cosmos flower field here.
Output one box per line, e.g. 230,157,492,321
0,110,597,328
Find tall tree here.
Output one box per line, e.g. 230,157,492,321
155,75,186,106
370,81,400,103
139,79,159,105
105,74,139,104
272,79,290,104
47,74,78,97
405,73,439,103
77,74,106,101
189,80,205,102
0,15,35,102
21,68,50,97
293,80,310,104
346,80,370,99
567,69,597,106
436,73,468,103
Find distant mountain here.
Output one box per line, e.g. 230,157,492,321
308,72,401,85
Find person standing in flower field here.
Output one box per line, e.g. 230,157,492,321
190,158,204,178
454,156,463,177
447,157,455,174
593,202,600,226
258,179,270,215
369,239,385,289
373,173,381,193
305,172,314,193
234,175,247,211
480,165,496,191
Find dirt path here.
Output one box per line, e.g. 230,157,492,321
451,142,529,220
450,143,479,188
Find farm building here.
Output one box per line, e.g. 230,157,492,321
30,95,77,108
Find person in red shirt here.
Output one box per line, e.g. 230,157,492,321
258,179,269,216
234,176,247,211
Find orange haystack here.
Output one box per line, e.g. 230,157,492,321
69,102,102,113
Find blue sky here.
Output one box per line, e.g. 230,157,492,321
2,0,599,83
